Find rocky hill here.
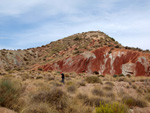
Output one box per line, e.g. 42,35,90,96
0,31,150,76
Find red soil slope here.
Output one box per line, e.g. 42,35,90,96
37,47,150,76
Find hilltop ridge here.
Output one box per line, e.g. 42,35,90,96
0,31,121,70
0,31,150,76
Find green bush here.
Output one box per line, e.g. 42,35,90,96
110,37,115,41
85,76,102,84
0,78,22,109
74,37,80,41
113,75,118,78
95,102,128,113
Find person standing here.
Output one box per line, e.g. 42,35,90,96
61,72,65,84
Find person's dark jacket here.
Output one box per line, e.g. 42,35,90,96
61,73,64,79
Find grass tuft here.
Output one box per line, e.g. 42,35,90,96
92,87,104,97
85,76,102,84
67,85,77,93
0,78,22,110
122,95,148,108
22,103,58,113
32,88,68,110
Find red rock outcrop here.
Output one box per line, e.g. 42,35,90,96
38,47,150,76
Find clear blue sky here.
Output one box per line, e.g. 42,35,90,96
0,0,150,50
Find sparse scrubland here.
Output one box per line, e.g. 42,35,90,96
0,71,150,113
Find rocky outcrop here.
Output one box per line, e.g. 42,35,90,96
38,47,150,76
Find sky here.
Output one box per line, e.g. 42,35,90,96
0,0,150,50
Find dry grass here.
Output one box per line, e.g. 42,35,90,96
132,84,137,89
0,78,23,111
1,72,150,113
67,84,77,93
105,91,116,99
92,87,104,97
117,77,130,82
77,80,86,86
85,76,102,84
21,103,58,113
122,95,148,108
65,98,92,113
105,81,115,86
32,88,68,110
84,96,110,107
145,94,150,102
50,81,63,87
103,85,113,91
77,93,110,107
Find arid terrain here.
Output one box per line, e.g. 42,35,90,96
1,71,150,113
0,31,150,113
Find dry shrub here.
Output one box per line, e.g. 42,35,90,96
138,77,146,82
65,98,92,113
118,77,129,82
77,93,107,107
145,94,150,102
122,95,148,108
132,84,137,89
32,88,68,110
66,81,74,86
105,92,115,99
67,85,77,93
85,76,102,84
126,85,130,89
50,81,63,87
146,86,150,93
102,78,109,81
22,103,57,113
92,87,104,97
103,86,113,91
105,81,115,86
47,77,55,81
118,89,126,97
136,88,143,94
77,93,89,101
0,78,22,110
131,78,135,82
77,80,86,86
84,96,105,107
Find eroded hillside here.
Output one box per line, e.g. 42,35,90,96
0,31,150,76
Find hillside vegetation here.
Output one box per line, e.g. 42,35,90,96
0,71,150,113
